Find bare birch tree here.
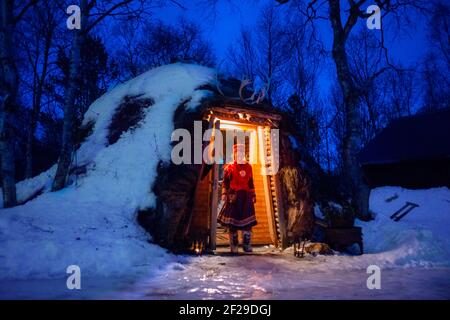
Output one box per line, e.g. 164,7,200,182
52,0,152,191
278,0,427,219
0,0,38,207
21,0,61,179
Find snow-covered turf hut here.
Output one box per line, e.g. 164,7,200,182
127,64,315,253
3,64,314,260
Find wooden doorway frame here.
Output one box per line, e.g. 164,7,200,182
208,118,281,250
209,120,220,250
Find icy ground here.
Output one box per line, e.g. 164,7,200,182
1,247,450,300
113,247,450,300
1,186,450,299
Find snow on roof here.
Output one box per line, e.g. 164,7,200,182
77,63,215,169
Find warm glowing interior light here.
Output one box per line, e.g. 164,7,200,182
219,123,245,130
214,117,243,126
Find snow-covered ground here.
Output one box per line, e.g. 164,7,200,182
0,63,449,299
114,253,450,300
359,186,450,268
1,185,449,299
1,249,449,300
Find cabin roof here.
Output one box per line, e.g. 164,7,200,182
358,108,450,165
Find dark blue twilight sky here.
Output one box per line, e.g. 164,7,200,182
154,0,428,65
151,0,429,103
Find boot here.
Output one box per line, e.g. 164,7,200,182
229,230,239,254
242,230,253,253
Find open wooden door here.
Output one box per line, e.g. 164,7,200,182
184,117,216,253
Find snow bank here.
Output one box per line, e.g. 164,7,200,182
359,186,450,267
309,186,450,270
0,166,56,206
0,63,215,280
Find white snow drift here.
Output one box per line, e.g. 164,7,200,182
309,186,450,270
0,63,215,279
357,186,450,268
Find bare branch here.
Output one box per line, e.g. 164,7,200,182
13,0,39,25
84,0,134,34
169,0,187,10
343,0,370,38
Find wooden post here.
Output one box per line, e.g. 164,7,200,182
209,119,220,250
257,126,278,245
273,174,287,248
269,127,288,248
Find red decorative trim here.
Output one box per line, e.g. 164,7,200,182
218,215,257,227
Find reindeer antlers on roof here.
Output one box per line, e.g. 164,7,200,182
239,77,268,105
214,71,269,105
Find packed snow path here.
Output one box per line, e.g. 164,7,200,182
114,249,450,300
2,248,449,299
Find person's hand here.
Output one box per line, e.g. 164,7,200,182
221,194,227,203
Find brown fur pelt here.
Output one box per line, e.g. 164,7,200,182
279,166,315,243
304,242,333,255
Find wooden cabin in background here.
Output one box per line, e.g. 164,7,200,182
358,108,450,189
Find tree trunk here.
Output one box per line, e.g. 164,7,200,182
328,0,370,220
25,90,43,179
52,0,86,191
24,113,36,179
25,26,53,179
0,0,18,207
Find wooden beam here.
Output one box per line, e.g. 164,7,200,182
208,106,282,121
209,119,220,250
258,126,278,245
273,174,288,248
268,127,288,249
204,110,279,128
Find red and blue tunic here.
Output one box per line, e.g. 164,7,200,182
217,161,257,229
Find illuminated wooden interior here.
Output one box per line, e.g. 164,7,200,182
190,106,284,251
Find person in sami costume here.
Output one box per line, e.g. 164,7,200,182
218,143,257,253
